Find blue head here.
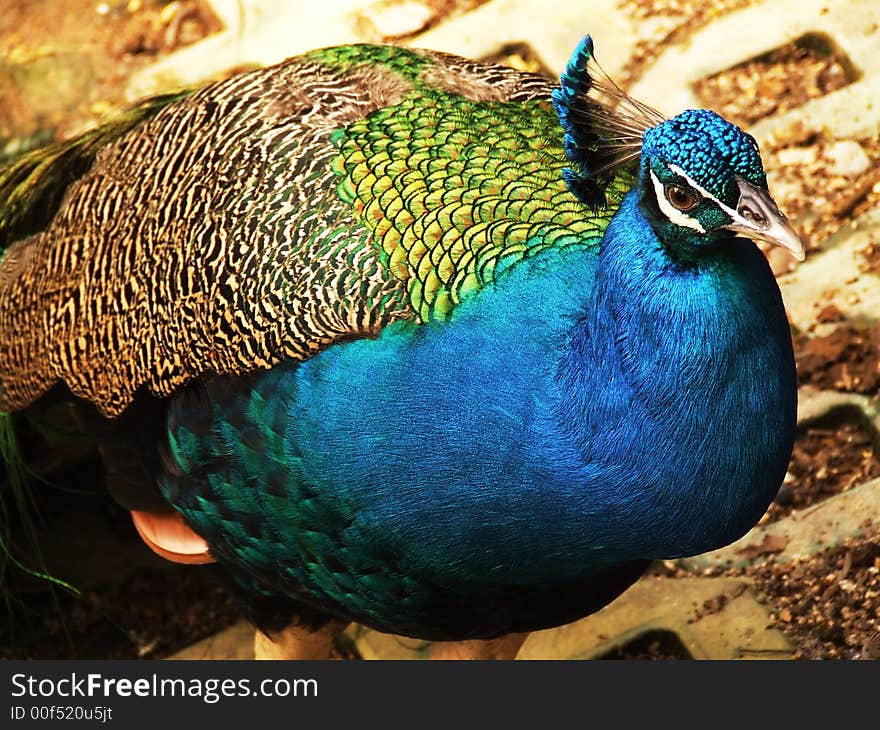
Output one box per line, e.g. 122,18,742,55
554,35,803,265
638,109,803,264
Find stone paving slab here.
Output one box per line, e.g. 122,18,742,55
797,387,880,431
630,0,880,138
684,477,880,571
171,575,792,660
405,0,636,79
519,577,792,660
127,0,379,99
126,0,641,99
170,621,255,660
350,577,792,660
778,215,880,335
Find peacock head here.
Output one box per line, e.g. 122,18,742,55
638,108,804,263
554,34,804,265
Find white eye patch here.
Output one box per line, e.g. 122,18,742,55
668,164,754,227
649,170,705,233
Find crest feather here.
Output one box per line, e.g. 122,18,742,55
552,35,665,210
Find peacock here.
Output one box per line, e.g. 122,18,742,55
0,35,803,659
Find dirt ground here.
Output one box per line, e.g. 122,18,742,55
0,0,221,153
1,1,879,660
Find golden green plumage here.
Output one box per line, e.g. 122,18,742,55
334,92,628,321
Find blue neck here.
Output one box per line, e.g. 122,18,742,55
548,191,797,559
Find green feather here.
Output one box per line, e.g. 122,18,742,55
332,90,633,320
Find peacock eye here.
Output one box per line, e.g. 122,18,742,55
664,183,700,212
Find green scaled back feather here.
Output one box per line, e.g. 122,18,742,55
332,90,631,321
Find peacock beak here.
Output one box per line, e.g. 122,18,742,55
723,176,805,262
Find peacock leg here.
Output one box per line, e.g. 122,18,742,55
428,632,529,660
253,620,348,660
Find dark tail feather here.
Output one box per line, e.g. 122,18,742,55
0,90,190,249
0,93,191,615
